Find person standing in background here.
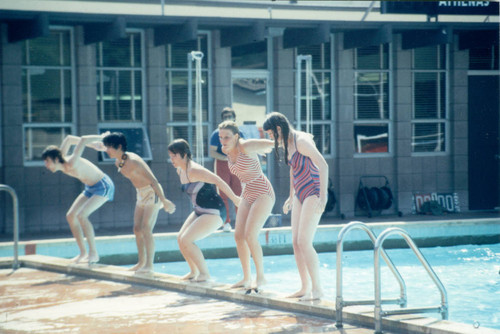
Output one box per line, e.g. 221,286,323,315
209,107,243,232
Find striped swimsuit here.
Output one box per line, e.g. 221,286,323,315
228,150,274,204
288,135,321,204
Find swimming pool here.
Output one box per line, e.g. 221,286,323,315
154,243,500,331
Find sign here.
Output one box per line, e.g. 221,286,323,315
412,192,461,214
381,1,499,16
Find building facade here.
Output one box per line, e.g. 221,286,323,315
0,0,498,236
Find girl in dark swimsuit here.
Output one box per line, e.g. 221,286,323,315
168,139,241,282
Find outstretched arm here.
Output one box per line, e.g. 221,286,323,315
67,133,108,163
240,138,274,156
59,135,81,156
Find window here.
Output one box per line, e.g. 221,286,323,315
469,46,499,70
354,44,391,155
412,45,448,154
165,33,211,158
22,27,75,165
97,30,152,159
296,38,333,156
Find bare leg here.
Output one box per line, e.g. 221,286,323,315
178,214,222,282
66,194,91,263
135,204,161,274
75,195,108,264
177,212,200,280
287,197,310,298
130,206,146,271
244,195,274,289
231,201,252,289
296,196,323,301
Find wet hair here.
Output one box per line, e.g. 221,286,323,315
102,132,127,152
41,145,66,163
263,112,292,165
221,107,236,120
218,120,240,137
167,139,192,161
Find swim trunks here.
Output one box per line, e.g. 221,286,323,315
136,185,162,208
288,134,321,204
228,150,274,204
182,181,227,222
83,174,115,201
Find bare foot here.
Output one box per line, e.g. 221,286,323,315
135,267,154,275
88,253,100,264
182,272,198,281
299,290,323,301
287,289,309,298
231,279,251,289
71,254,87,264
193,273,210,282
129,263,145,271
255,276,267,289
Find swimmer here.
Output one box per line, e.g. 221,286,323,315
218,121,275,290
42,133,115,265
102,132,175,274
168,139,241,282
263,112,328,301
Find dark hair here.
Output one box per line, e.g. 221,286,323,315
102,132,127,152
221,107,236,120
218,120,240,136
167,139,192,161
41,145,66,163
263,112,292,164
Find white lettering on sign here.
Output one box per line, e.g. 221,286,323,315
439,1,489,7
412,192,461,213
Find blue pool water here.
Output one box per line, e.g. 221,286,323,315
155,243,500,330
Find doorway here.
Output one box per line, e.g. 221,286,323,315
468,75,499,210
231,70,270,174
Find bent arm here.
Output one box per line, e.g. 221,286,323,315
191,168,240,206
68,134,107,163
209,145,227,161
60,135,81,156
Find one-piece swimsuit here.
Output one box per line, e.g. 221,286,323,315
181,176,227,222
228,150,274,204
288,134,321,204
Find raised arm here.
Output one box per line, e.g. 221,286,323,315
59,135,81,156
240,138,274,156
67,133,107,164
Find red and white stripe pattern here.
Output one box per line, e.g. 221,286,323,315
229,151,274,204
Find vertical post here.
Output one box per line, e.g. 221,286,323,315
0,185,19,270
296,55,313,132
188,51,205,164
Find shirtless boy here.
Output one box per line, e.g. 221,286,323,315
42,133,114,264
102,132,175,274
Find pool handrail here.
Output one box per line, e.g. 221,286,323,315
0,184,19,270
374,227,448,334
335,221,407,328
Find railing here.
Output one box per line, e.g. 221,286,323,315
336,221,406,328
0,184,19,269
374,227,448,334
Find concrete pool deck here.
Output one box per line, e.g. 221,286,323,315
1,255,499,334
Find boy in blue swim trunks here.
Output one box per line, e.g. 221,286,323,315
42,133,114,264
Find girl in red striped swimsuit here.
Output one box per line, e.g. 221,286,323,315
219,121,275,290
263,112,329,301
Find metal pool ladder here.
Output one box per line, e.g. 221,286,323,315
0,184,19,269
374,227,448,334
336,221,407,328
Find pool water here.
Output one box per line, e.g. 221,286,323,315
154,243,500,330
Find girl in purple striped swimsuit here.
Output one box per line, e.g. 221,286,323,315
263,112,329,301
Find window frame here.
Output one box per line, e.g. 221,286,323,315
165,31,212,160
22,26,77,167
411,44,449,156
294,34,335,158
353,43,393,158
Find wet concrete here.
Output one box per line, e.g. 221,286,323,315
0,267,378,334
